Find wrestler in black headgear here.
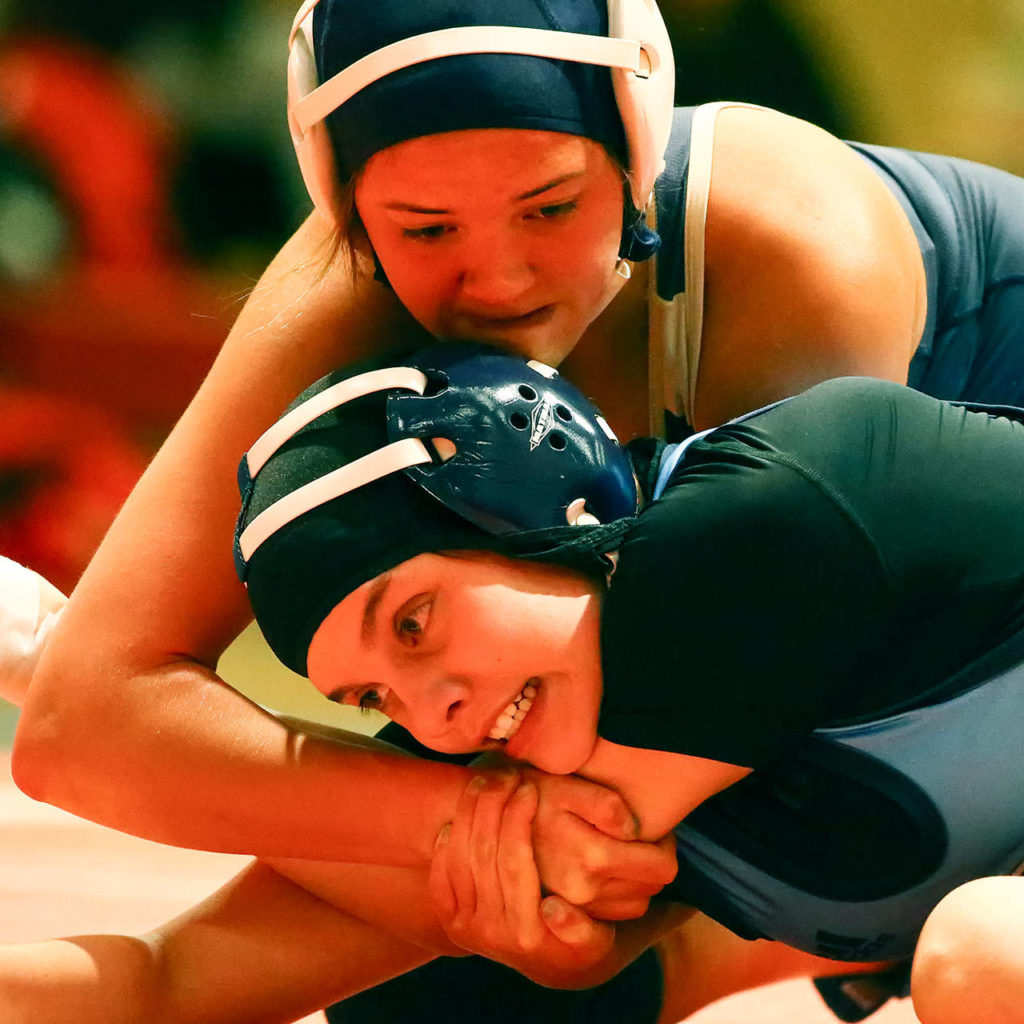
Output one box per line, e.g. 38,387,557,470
235,343,638,675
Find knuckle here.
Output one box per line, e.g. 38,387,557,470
597,788,626,817
582,844,609,873
563,876,595,904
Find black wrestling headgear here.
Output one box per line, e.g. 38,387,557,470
235,343,638,675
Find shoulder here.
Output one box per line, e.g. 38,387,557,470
693,108,926,426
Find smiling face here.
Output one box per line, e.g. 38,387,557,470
354,129,628,366
306,550,605,775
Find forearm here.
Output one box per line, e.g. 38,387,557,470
16,656,473,864
10,213,454,864
267,856,467,955
0,863,437,1024
0,936,159,1024
269,850,679,988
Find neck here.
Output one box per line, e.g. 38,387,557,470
560,262,651,440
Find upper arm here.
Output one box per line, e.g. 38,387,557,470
695,106,927,427
34,215,421,681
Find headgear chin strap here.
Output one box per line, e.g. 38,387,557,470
620,211,662,261
287,0,674,251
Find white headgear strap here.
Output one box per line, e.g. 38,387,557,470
239,366,431,563
291,25,648,134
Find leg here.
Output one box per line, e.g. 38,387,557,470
655,910,896,1023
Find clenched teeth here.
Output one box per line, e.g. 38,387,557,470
488,682,538,741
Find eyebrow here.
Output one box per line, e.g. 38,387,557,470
383,202,450,214
361,572,392,643
516,171,585,201
382,172,586,215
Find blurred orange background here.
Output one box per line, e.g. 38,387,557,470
0,5,1020,1017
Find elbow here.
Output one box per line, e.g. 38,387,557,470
10,660,111,807
10,695,76,805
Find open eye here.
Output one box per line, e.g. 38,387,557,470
357,687,387,712
401,223,453,241
395,596,433,646
329,685,390,715
528,200,578,221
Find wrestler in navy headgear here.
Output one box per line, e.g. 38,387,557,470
290,0,671,260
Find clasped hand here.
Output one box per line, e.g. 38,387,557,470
428,770,677,986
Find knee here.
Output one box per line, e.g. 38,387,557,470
912,877,1024,1024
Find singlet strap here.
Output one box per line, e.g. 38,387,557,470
648,101,769,432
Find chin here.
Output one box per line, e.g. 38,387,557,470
444,322,581,365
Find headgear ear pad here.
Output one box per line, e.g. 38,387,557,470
287,0,674,228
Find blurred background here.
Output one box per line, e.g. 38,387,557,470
0,0,1022,741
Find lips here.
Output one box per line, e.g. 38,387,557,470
456,305,556,333
487,680,538,742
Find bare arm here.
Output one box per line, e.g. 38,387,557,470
10,214,483,864
0,861,436,1024
580,737,752,842
0,839,876,1024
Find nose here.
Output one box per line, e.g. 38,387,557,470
400,675,477,750
456,236,535,309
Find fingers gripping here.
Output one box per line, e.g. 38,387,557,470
567,779,639,840
430,774,618,981
496,781,544,950
431,773,527,952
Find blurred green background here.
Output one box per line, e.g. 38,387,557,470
0,0,1021,743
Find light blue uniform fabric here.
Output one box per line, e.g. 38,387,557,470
653,108,1024,412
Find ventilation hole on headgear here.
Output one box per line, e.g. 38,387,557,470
518,384,537,401
555,404,572,422
423,371,450,396
509,411,529,430
548,432,567,450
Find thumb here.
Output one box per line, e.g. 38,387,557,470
428,823,456,922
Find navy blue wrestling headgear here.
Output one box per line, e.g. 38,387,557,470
235,343,639,674
286,0,674,261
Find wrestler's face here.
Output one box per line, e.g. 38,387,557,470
355,129,627,367
307,551,604,775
